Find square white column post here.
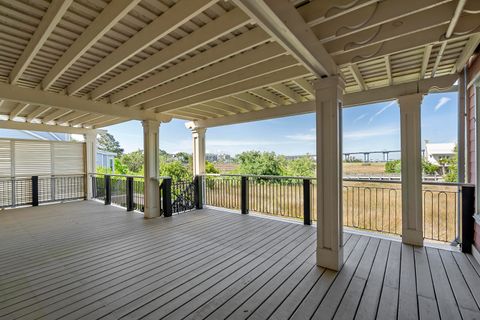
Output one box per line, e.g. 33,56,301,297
398,93,424,246
192,127,206,176
315,76,344,271
143,120,161,219
84,130,97,200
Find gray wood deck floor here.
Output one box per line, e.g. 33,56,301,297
1,201,480,320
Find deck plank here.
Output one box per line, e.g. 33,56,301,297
0,201,477,320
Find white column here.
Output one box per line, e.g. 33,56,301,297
315,76,344,271
398,93,424,246
192,127,206,176
84,130,97,200
143,120,161,219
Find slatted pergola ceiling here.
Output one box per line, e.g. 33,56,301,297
0,0,479,129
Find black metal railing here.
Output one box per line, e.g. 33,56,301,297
91,173,144,212
0,175,85,208
160,177,201,216
201,174,471,243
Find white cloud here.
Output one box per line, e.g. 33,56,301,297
344,127,398,140
285,134,315,141
368,100,396,123
434,97,451,111
354,113,367,123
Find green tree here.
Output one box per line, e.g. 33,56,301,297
385,160,401,173
97,132,123,157
235,151,283,176
114,158,128,175
160,160,192,181
422,160,440,175
120,150,144,174
444,146,458,182
284,156,315,177
205,161,220,174
175,152,191,165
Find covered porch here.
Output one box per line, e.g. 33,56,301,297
1,200,479,320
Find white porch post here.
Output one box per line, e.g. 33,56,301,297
84,130,97,200
315,76,344,271
143,120,161,219
192,127,206,176
398,93,424,246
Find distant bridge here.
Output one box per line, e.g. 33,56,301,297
286,149,426,163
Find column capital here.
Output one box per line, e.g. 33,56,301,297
191,127,206,135
313,75,345,90
314,76,345,104
397,92,424,106
142,119,161,130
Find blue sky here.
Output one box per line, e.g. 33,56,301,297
104,92,458,156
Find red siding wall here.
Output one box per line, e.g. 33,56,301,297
466,54,480,251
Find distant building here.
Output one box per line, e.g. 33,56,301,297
424,143,456,165
96,150,116,171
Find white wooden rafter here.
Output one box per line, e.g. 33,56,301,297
233,0,337,77
91,8,252,100
67,0,216,95
9,0,73,85
42,0,141,90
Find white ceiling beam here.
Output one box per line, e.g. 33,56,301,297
188,101,315,128
298,0,378,28
204,101,246,114
26,106,51,122
0,120,95,134
453,34,480,73
420,45,433,79
9,0,73,85
306,0,450,41
56,111,89,125
9,103,30,120
332,20,477,65
181,106,220,118
193,104,234,116
323,4,454,56
233,0,337,77
151,65,310,113
70,114,105,127
446,0,467,38
234,92,273,109
250,88,285,105
42,0,141,90
112,27,270,104
270,84,304,103
188,74,458,128
293,78,315,96
91,8,251,100
0,82,170,121
128,42,285,107
67,0,216,95
92,117,128,128
348,64,366,91
42,109,74,123
385,56,393,86
431,42,447,78
142,55,299,110
217,97,260,112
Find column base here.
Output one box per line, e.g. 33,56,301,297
402,229,424,246
143,208,160,219
316,246,344,271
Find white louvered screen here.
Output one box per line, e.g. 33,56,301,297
14,141,52,176
53,143,84,175
0,140,11,176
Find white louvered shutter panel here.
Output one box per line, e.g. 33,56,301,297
53,142,84,175
0,140,11,176
14,141,52,176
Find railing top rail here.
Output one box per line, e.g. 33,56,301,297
89,173,175,180
203,173,315,180
204,174,470,187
